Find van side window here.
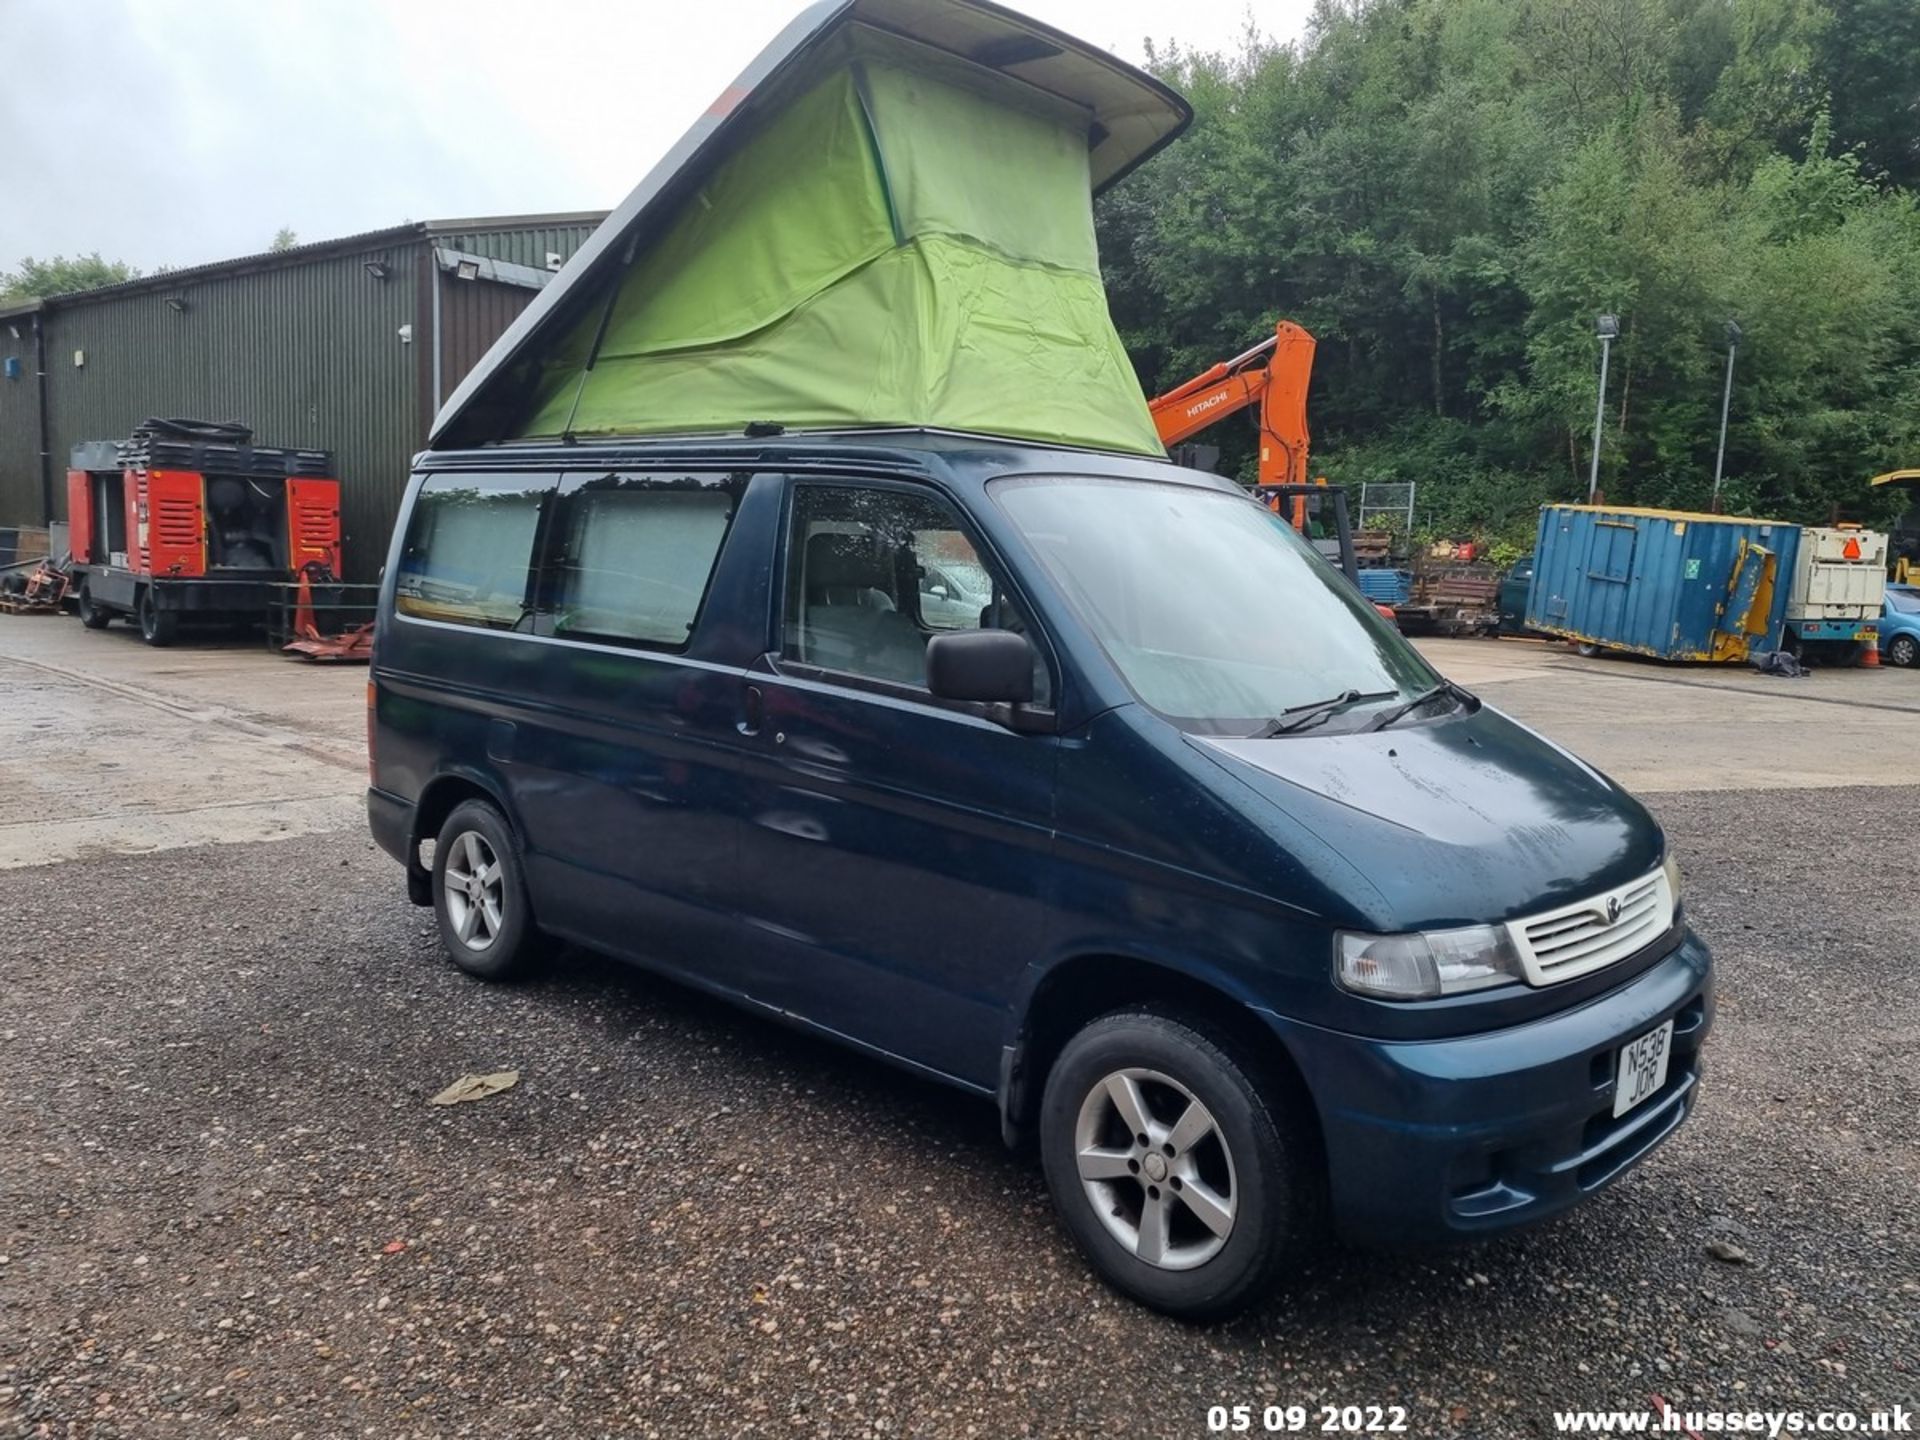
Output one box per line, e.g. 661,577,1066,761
396,474,553,630
782,484,1050,705
550,475,735,650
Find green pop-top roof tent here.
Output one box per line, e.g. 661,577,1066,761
429,0,1192,456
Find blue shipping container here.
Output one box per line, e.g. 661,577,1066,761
1525,505,1802,662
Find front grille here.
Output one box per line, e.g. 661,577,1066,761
1506,866,1673,985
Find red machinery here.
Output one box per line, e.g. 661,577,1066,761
1148,321,1379,603
1149,319,1317,496
66,418,342,646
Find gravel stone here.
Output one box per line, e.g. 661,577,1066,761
1,782,1915,1437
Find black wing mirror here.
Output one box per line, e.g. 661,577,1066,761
926,629,1035,704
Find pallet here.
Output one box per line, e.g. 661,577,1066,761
0,597,64,616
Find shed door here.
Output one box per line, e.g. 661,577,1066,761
286,478,343,575
144,470,207,578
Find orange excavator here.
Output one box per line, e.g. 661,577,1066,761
1147,319,1363,583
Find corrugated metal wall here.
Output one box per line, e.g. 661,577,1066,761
0,314,43,526
437,278,540,415
0,217,603,581
41,241,422,580
444,221,600,272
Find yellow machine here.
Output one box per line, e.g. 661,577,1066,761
1869,470,1920,582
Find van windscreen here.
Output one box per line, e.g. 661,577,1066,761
995,475,1437,733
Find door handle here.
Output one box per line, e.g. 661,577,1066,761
739,684,764,737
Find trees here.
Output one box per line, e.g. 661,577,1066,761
0,253,139,303
1097,0,1920,540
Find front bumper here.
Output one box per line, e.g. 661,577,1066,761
1792,619,1877,642
1269,929,1713,1245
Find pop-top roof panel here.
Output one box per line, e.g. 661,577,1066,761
429,0,1190,450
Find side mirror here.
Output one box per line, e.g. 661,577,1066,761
929,584,949,600
926,628,1034,705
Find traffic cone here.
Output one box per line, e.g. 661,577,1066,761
1861,640,1881,668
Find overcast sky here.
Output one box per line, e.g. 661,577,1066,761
0,0,1314,277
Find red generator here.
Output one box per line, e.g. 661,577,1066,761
66,418,341,646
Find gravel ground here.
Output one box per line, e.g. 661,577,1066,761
2,786,1915,1439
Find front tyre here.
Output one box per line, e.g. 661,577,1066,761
1039,1010,1317,1321
431,799,542,980
1888,633,1918,668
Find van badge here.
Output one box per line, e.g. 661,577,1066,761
1605,896,1622,925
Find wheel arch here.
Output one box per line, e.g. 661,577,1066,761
405,768,518,905
999,950,1319,1160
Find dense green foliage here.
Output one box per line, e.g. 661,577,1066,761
0,253,139,303
1099,0,1920,543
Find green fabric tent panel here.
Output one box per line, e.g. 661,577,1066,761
858,33,1101,274
541,235,1156,450
517,24,1161,456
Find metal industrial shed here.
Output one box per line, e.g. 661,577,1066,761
0,213,604,579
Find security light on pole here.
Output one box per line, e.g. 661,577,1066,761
1588,315,1619,503
1711,320,1741,512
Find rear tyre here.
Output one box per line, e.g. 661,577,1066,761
137,590,177,647
1038,1009,1318,1321
1575,641,1601,658
431,799,542,981
76,584,111,629
1888,633,1918,668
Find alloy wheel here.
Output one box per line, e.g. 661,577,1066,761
1073,1067,1238,1271
442,830,506,952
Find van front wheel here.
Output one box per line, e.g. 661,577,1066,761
1038,1010,1316,1321
431,800,542,981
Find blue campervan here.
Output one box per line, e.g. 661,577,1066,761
366,0,1712,1319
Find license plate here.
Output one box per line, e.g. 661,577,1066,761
1613,1019,1675,1118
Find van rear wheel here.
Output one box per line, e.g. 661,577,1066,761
431,799,542,981
1038,1009,1317,1321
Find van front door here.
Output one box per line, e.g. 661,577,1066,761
728,479,1060,1091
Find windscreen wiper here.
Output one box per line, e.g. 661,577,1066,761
1250,689,1396,738
1364,678,1478,733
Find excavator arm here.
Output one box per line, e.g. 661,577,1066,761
1148,320,1316,490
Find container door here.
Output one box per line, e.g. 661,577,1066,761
1711,540,1774,660
286,478,343,575
143,470,207,578
65,471,91,564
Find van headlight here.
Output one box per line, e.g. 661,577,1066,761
1334,925,1527,1001
1662,850,1682,906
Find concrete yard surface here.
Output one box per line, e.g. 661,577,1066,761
1,611,1916,1438
1424,636,1920,792
0,618,363,868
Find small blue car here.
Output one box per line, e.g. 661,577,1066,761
1881,584,1920,667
